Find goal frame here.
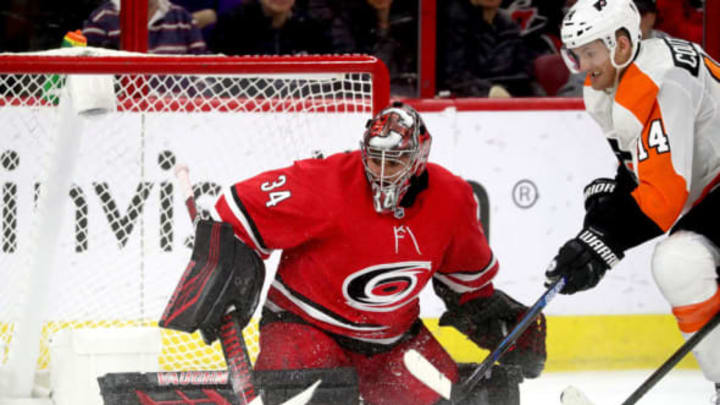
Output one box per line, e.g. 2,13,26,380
0,52,390,400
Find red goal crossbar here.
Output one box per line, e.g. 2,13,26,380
0,54,391,114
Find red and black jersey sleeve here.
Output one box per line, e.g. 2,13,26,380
212,159,335,259
433,177,498,306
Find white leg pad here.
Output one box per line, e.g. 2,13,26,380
651,231,719,306
682,328,720,382
651,231,720,382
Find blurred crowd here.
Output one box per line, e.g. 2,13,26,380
0,0,708,98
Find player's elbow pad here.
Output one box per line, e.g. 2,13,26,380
159,219,266,342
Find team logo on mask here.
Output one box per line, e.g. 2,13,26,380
343,261,432,312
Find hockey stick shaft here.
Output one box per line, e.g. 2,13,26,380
454,277,566,400
175,164,259,403
621,309,720,405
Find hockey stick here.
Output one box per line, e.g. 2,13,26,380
405,277,566,402
561,308,720,405
175,164,259,404
173,165,320,405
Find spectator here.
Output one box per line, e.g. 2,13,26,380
171,0,221,29
634,0,667,40
655,0,702,44
315,0,419,97
437,0,535,97
82,0,208,54
1,0,103,51
501,0,566,59
208,0,332,56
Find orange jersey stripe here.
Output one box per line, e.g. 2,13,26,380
704,56,720,82
615,64,688,231
672,287,720,333
631,106,688,231
615,64,658,125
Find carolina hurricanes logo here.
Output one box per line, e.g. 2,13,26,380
342,261,432,312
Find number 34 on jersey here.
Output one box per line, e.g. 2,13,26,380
261,175,291,207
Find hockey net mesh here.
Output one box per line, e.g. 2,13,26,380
0,48,384,373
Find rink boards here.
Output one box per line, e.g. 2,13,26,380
1,101,697,371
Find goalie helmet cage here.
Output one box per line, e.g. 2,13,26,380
0,48,390,398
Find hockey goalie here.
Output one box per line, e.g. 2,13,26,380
160,102,546,405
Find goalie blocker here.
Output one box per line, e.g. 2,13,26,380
159,219,266,343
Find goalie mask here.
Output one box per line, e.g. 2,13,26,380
360,102,431,215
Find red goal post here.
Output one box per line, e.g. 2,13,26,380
0,49,389,398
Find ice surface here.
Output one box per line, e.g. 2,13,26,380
520,369,715,404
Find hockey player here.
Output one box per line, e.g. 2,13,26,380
544,0,720,400
164,102,546,405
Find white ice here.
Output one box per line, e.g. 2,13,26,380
520,369,716,405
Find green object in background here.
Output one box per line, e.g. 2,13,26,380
42,30,87,105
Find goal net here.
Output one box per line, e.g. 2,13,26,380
0,47,389,395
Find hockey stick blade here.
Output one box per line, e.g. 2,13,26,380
560,386,596,405
283,379,322,405
405,278,565,402
245,379,321,405
403,349,451,400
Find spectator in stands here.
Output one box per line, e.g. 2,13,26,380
313,0,419,97
82,0,208,54
437,0,535,97
171,0,220,29
1,0,103,51
501,0,566,59
208,0,332,56
170,0,243,43
655,0,702,44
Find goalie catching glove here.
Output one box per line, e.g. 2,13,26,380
438,288,547,379
159,219,265,344
545,227,623,295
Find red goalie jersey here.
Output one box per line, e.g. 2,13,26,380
212,150,498,345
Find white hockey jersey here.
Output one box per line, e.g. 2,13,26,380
584,37,720,232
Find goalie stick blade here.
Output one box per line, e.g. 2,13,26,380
245,378,321,405
403,349,452,400
282,379,322,405
561,386,597,405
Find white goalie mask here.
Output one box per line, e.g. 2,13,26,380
560,0,641,73
360,102,431,215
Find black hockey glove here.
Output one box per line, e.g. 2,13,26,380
583,177,616,212
439,289,546,378
545,227,624,295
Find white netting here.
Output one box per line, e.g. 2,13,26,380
0,48,386,375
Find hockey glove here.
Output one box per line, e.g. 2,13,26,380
545,227,623,295
583,177,616,212
439,289,547,378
